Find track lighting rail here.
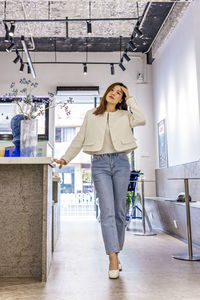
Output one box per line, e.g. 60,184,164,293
3,17,139,24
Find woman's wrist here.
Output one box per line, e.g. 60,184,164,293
125,96,132,102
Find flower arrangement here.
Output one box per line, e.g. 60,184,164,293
2,78,73,120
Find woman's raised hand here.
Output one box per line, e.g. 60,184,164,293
120,86,130,101
52,158,67,169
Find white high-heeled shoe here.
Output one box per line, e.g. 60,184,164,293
108,269,120,279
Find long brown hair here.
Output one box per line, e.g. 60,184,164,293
93,82,128,115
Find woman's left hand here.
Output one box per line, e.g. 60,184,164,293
120,86,130,101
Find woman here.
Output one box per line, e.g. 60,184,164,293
53,82,146,279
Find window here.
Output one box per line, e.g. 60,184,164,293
55,127,76,143
0,98,49,140
0,103,13,134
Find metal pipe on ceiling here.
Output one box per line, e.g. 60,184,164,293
21,35,36,78
20,0,35,51
3,17,139,23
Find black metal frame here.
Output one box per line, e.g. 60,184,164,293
57,86,99,93
3,17,139,23
0,98,49,141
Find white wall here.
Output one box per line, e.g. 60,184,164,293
0,51,156,195
152,0,200,168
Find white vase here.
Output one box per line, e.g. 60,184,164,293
20,119,38,157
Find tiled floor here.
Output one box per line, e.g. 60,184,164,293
0,216,200,300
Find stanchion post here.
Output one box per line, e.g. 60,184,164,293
168,177,200,261
141,179,146,234
184,179,193,260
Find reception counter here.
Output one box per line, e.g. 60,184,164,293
0,157,54,281
144,196,200,248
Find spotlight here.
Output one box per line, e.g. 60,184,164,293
123,52,131,62
13,51,21,64
5,31,10,43
9,22,15,37
13,55,20,64
27,64,31,74
87,21,92,34
128,41,137,52
134,22,143,38
4,23,10,42
119,60,126,71
6,42,15,53
110,63,115,75
83,63,87,75
19,60,24,72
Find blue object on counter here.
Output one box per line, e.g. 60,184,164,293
11,114,28,148
4,146,16,157
4,150,10,157
11,146,20,157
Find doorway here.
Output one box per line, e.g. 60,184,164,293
54,88,100,217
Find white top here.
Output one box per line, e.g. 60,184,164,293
94,112,118,155
61,97,146,163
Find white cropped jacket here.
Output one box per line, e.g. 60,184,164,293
61,97,146,163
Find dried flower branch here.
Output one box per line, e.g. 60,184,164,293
2,78,73,120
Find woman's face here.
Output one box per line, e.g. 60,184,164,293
106,85,123,105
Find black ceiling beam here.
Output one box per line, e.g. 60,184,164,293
146,49,154,65
0,37,130,52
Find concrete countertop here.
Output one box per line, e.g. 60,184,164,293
0,157,54,166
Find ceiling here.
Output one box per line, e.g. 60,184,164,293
0,1,191,54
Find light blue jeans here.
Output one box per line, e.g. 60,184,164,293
91,152,130,255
